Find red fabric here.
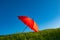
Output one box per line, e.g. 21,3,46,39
18,16,38,32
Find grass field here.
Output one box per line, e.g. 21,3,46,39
0,28,60,40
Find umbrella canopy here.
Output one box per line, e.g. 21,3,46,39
18,16,38,32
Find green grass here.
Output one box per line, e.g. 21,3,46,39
0,28,60,40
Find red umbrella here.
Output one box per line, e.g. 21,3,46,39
18,16,38,32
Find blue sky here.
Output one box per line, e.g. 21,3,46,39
0,0,60,35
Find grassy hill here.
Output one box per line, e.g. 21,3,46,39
0,28,60,40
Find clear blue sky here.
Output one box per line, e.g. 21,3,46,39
0,0,60,35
